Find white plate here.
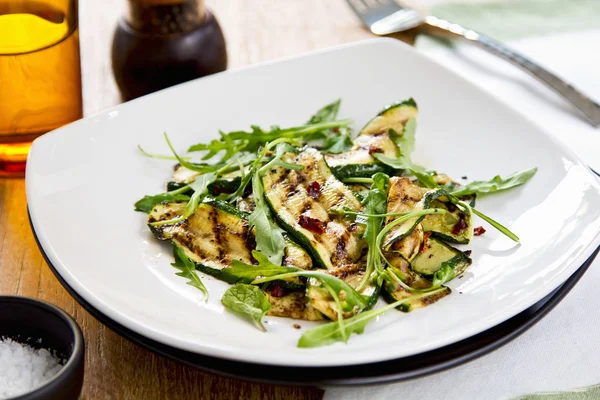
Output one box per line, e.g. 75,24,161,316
26,39,600,368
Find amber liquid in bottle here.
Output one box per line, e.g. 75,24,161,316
0,2,83,176
112,0,227,101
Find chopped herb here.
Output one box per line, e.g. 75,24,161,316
449,168,537,197
221,284,271,331
172,244,208,300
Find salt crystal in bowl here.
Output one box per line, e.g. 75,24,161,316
0,296,84,400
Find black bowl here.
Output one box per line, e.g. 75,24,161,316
0,296,84,400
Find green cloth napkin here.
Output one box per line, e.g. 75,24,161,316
514,384,600,400
430,0,600,41
418,0,600,49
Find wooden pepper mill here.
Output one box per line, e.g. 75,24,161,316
111,0,227,100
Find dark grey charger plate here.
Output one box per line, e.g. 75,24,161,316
29,210,599,386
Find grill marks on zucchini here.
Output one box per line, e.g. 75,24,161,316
306,262,379,320
411,237,472,276
148,201,312,272
265,291,325,321
262,148,366,270
149,202,255,270
382,254,451,312
325,100,418,178
383,177,426,261
382,178,472,279
149,200,322,320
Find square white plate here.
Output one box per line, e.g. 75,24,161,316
26,39,600,368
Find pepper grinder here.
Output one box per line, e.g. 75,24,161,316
111,0,227,101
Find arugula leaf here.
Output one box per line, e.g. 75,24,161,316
187,119,352,162
252,270,368,312
258,142,304,175
172,244,208,300
389,117,417,158
471,206,520,242
373,153,438,189
134,192,190,213
307,99,341,124
408,164,439,189
138,144,191,161
297,288,447,348
248,171,287,265
187,132,247,161
221,283,271,331
357,172,389,292
322,128,354,154
150,172,217,226
219,250,298,284
449,168,537,197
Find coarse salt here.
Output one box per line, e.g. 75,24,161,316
0,338,64,399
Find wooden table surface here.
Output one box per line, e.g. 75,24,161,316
0,1,433,398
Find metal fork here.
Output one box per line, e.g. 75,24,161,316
346,0,600,128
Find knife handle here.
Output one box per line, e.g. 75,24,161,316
422,15,600,128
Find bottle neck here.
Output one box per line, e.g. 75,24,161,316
126,0,206,35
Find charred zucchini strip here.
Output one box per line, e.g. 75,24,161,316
382,177,426,261
148,200,312,273
411,236,472,276
306,262,381,320
421,190,474,244
325,99,418,179
262,148,366,269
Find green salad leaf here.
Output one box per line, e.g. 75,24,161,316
322,127,354,154
449,168,538,197
389,117,417,157
357,172,389,292
186,119,352,162
219,250,298,284
252,270,368,313
150,172,217,226
297,288,447,348
373,153,438,189
221,284,271,331
248,172,287,265
134,192,190,213
307,99,341,124
172,244,208,300
138,144,191,161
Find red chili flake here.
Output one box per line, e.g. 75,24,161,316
332,127,340,133
474,226,486,236
271,285,286,297
307,181,321,199
368,146,384,155
298,215,325,234
452,215,468,235
420,232,432,253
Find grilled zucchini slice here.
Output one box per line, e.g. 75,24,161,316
148,200,312,273
265,291,325,321
382,177,427,262
411,236,472,276
306,262,381,320
325,99,417,179
149,200,322,320
382,254,451,312
421,190,474,244
262,148,366,269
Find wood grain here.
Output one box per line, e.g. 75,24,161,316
0,0,423,398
